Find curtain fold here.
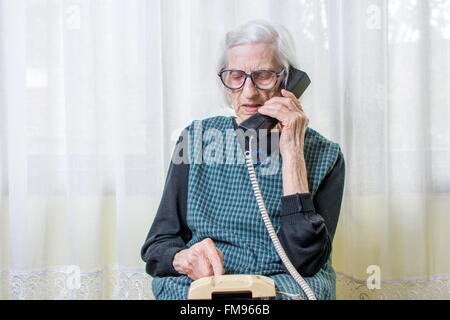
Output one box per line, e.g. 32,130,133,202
0,0,449,299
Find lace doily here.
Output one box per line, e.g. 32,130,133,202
2,268,449,300
336,272,450,300
1,267,153,300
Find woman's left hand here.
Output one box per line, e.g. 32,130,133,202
258,89,309,158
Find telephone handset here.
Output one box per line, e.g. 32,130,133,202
237,67,311,132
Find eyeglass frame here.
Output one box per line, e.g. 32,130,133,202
217,68,285,91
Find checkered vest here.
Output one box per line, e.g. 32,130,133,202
151,116,341,300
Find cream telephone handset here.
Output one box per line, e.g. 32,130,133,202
188,67,316,300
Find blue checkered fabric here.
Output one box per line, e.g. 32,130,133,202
152,116,341,300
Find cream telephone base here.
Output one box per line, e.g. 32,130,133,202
188,274,276,300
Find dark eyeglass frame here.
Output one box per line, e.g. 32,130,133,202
218,68,285,91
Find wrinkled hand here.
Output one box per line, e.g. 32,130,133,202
258,89,309,157
172,238,225,280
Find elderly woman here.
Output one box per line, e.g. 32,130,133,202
141,20,345,300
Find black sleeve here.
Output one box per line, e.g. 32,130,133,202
277,150,345,277
140,134,192,277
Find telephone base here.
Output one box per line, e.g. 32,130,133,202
188,274,276,300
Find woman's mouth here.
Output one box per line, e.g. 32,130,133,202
242,104,262,114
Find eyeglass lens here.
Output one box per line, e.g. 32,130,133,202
221,70,277,89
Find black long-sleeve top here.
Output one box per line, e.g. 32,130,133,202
141,119,345,278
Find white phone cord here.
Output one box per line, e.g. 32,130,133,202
244,139,317,301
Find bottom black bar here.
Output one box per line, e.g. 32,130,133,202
1,300,448,319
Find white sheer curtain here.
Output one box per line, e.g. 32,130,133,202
0,0,449,300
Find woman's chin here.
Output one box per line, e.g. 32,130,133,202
237,112,259,123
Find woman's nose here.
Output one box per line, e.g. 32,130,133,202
241,76,259,98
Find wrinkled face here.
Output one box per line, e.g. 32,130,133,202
225,42,284,124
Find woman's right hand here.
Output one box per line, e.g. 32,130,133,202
172,238,225,280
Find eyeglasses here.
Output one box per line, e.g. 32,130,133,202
218,68,285,91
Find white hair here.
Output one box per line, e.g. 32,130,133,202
217,20,299,107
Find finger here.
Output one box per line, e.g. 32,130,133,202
260,103,291,114
258,104,290,121
262,105,308,130
203,240,225,276
281,89,303,112
265,96,296,111
201,255,214,276
216,248,224,260
194,256,213,280
270,96,305,122
281,89,298,101
217,249,225,273
268,94,300,111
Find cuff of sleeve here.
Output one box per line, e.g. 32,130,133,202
281,193,315,216
161,246,187,276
